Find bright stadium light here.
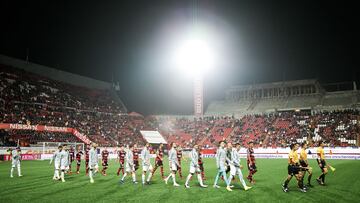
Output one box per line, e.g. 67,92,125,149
174,38,215,77
171,29,217,77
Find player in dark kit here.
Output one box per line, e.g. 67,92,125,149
247,141,257,184
117,145,126,176
101,148,109,176
85,145,90,175
68,146,75,174
75,150,83,174
198,149,206,180
177,146,183,178
133,144,140,171
152,143,165,179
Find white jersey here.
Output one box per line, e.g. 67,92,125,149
231,148,241,167
125,149,134,165
11,150,21,167
141,147,151,166
190,148,199,168
52,150,61,164
60,150,70,167
89,148,98,166
216,147,227,169
168,148,178,166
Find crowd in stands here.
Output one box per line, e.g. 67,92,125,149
1,64,359,148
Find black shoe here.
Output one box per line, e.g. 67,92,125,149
316,178,322,185
282,184,289,193
146,181,150,185
119,180,124,184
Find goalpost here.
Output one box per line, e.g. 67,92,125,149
40,142,85,160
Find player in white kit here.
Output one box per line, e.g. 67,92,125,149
164,142,180,187
184,144,208,188
59,144,70,182
120,144,138,184
140,143,153,185
50,145,63,180
213,141,232,191
88,143,99,183
228,143,252,191
10,147,22,178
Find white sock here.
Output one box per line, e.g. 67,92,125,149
172,173,177,185
10,167,14,176
61,171,65,181
197,174,204,186
18,166,21,176
185,174,192,186
89,170,93,180
238,172,247,188
121,173,127,181
228,175,234,185
132,173,136,182
142,174,145,184
147,173,153,182
165,174,171,181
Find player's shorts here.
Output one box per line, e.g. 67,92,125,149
170,162,177,171
142,163,153,172
89,163,99,170
199,163,204,171
248,163,257,171
102,161,108,167
134,160,139,170
11,160,20,167
299,160,309,171
76,160,81,165
60,165,69,171
318,159,326,170
230,164,238,176
288,164,300,176
189,164,201,174
125,162,135,172
54,162,60,170
155,159,163,167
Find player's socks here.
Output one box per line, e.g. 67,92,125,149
17,166,22,176
322,174,325,184
228,175,234,185
10,167,14,178
61,171,65,182
147,173,153,182
121,173,127,181
307,174,313,185
160,167,164,178
165,174,171,184
117,168,121,176
201,171,206,180
132,173,136,183
283,179,290,188
213,172,220,186
171,174,178,186
197,174,207,187
142,174,145,184
238,173,247,188
185,174,192,186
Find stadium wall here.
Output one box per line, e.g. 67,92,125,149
0,54,111,90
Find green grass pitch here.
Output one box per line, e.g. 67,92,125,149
1,158,360,203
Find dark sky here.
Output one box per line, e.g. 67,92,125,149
1,0,358,115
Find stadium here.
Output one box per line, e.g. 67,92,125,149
1,1,359,203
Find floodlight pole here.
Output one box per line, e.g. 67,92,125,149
193,75,203,117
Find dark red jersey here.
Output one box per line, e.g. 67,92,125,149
69,148,75,161
76,151,83,161
133,149,139,161
247,148,256,163
118,150,126,163
198,151,203,165
177,149,182,162
85,147,90,161
102,150,109,162
156,148,164,161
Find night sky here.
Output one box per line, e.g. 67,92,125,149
1,0,358,115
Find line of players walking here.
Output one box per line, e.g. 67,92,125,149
47,141,258,192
